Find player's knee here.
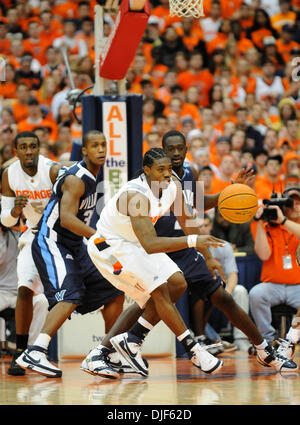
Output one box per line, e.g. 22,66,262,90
167,272,187,301
151,283,170,304
18,286,34,301
213,287,236,311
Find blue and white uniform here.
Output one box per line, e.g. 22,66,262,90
155,164,222,303
32,160,122,313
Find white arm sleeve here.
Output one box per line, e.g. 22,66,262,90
0,195,19,227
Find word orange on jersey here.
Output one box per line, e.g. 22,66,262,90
16,190,52,199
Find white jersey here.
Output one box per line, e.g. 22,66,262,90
255,76,285,101
98,174,178,243
8,155,54,244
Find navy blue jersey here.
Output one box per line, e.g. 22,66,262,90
37,161,100,244
155,163,196,239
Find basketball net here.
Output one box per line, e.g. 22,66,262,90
169,0,205,18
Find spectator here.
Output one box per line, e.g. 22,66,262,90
236,106,264,152
212,207,255,255
271,0,297,32
249,186,300,344
151,26,189,68
255,154,285,200
15,52,42,90
200,0,222,42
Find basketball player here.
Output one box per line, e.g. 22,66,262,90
15,130,124,378
82,135,297,378
84,147,229,377
1,131,67,376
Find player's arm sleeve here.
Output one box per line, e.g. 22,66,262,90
0,196,18,227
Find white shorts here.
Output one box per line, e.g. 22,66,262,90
17,242,44,295
87,234,182,309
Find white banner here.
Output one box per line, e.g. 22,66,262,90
102,101,128,202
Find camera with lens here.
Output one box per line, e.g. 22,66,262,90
261,193,294,222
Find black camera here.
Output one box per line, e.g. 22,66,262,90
261,193,294,221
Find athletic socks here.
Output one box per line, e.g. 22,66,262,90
177,330,197,355
16,334,29,351
129,317,153,341
33,333,51,350
254,339,268,351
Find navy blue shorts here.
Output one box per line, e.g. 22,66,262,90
168,248,222,305
32,233,123,314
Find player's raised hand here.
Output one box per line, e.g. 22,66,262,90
232,167,255,187
12,195,28,217
196,235,225,249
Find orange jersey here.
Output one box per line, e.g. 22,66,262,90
210,176,231,194
254,175,285,200
276,39,300,63
177,69,214,107
0,81,17,99
18,118,58,141
11,102,29,122
259,223,300,284
271,11,297,31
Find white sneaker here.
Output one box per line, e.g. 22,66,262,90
108,349,140,374
276,339,296,360
16,345,62,378
256,344,298,372
110,332,148,377
190,343,223,374
80,347,119,379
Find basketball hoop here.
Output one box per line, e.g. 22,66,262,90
169,0,205,18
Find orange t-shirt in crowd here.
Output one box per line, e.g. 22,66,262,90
219,0,243,19
0,81,17,99
276,39,300,64
210,176,231,194
237,38,254,56
52,1,78,19
0,38,10,55
258,223,300,284
254,174,285,200
250,28,273,50
206,33,229,55
18,118,58,141
175,27,203,51
23,38,49,65
11,102,29,122
177,69,214,107
231,75,256,94
271,11,297,32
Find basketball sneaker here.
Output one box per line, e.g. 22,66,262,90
7,350,26,376
190,343,223,374
16,345,62,378
107,347,143,374
110,332,148,377
80,346,120,379
256,344,298,372
195,335,224,356
276,338,296,360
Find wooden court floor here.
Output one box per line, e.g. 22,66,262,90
1,349,300,406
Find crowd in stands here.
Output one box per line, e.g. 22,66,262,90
0,0,300,203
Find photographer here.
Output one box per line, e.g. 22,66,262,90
249,187,300,348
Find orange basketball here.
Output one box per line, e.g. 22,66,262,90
218,184,258,223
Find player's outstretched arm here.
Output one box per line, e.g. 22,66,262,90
119,191,224,254
203,167,255,211
60,175,96,239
